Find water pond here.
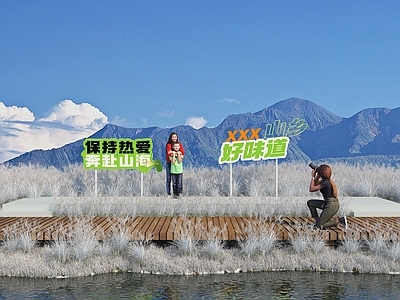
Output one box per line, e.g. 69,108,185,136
1,271,399,299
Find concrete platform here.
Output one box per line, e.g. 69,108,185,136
0,197,54,217
0,196,399,217
346,197,400,217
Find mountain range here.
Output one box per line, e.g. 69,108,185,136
4,98,400,169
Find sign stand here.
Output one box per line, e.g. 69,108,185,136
141,172,144,197
275,159,278,197
95,169,98,197
229,163,233,197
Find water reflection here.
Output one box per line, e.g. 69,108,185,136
1,271,400,299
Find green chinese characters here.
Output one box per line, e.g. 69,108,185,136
81,138,162,172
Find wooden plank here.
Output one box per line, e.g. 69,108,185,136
286,216,303,226
92,217,112,238
133,217,150,236
298,216,315,226
229,216,242,241
160,216,172,240
171,217,183,240
152,216,167,241
327,227,340,241
377,217,396,227
224,217,236,240
0,217,10,228
366,217,399,239
199,216,209,241
199,216,208,240
36,217,59,241
138,217,156,240
218,217,229,240
0,217,20,229
145,217,163,240
35,217,63,241
0,217,24,240
1,217,32,240
190,217,200,240
279,220,295,241
166,216,177,240
212,216,220,229
191,217,200,240
41,217,71,241
40,217,70,241
122,217,139,239
234,217,248,240
348,217,374,240
1,217,28,231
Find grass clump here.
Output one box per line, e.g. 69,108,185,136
237,219,278,258
2,219,38,253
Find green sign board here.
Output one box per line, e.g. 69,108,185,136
81,138,162,172
218,137,289,164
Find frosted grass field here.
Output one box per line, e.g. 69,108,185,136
1,161,399,204
0,162,400,278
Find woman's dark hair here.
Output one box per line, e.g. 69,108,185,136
167,132,179,144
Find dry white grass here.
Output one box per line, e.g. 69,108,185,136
1,239,400,278
51,196,344,217
1,162,399,204
1,162,400,278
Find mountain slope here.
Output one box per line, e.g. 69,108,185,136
298,107,400,159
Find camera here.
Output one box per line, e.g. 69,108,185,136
308,163,318,170
308,163,319,177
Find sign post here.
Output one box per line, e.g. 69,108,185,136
229,163,233,197
275,159,278,197
94,169,97,197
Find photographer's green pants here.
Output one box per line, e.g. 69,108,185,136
307,197,339,229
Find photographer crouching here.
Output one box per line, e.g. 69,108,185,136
307,163,347,230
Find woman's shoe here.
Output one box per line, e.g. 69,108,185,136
338,217,348,229
307,223,317,229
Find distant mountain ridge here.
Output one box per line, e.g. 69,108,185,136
4,98,400,169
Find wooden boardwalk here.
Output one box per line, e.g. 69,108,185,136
1,216,399,245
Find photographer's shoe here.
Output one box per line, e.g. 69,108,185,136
307,223,317,230
338,217,348,230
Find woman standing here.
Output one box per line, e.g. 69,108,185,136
165,132,185,197
307,164,347,229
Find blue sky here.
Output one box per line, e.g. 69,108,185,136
1,1,400,162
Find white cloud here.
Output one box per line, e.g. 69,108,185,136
140,118,148,127
157,110,175,118
185,116,208,129
0,102,35,121
110,115,133,127
220,98,241,104
39,99,107,129
0,100,108,163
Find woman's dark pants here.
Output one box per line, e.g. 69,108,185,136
307,197,339,229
